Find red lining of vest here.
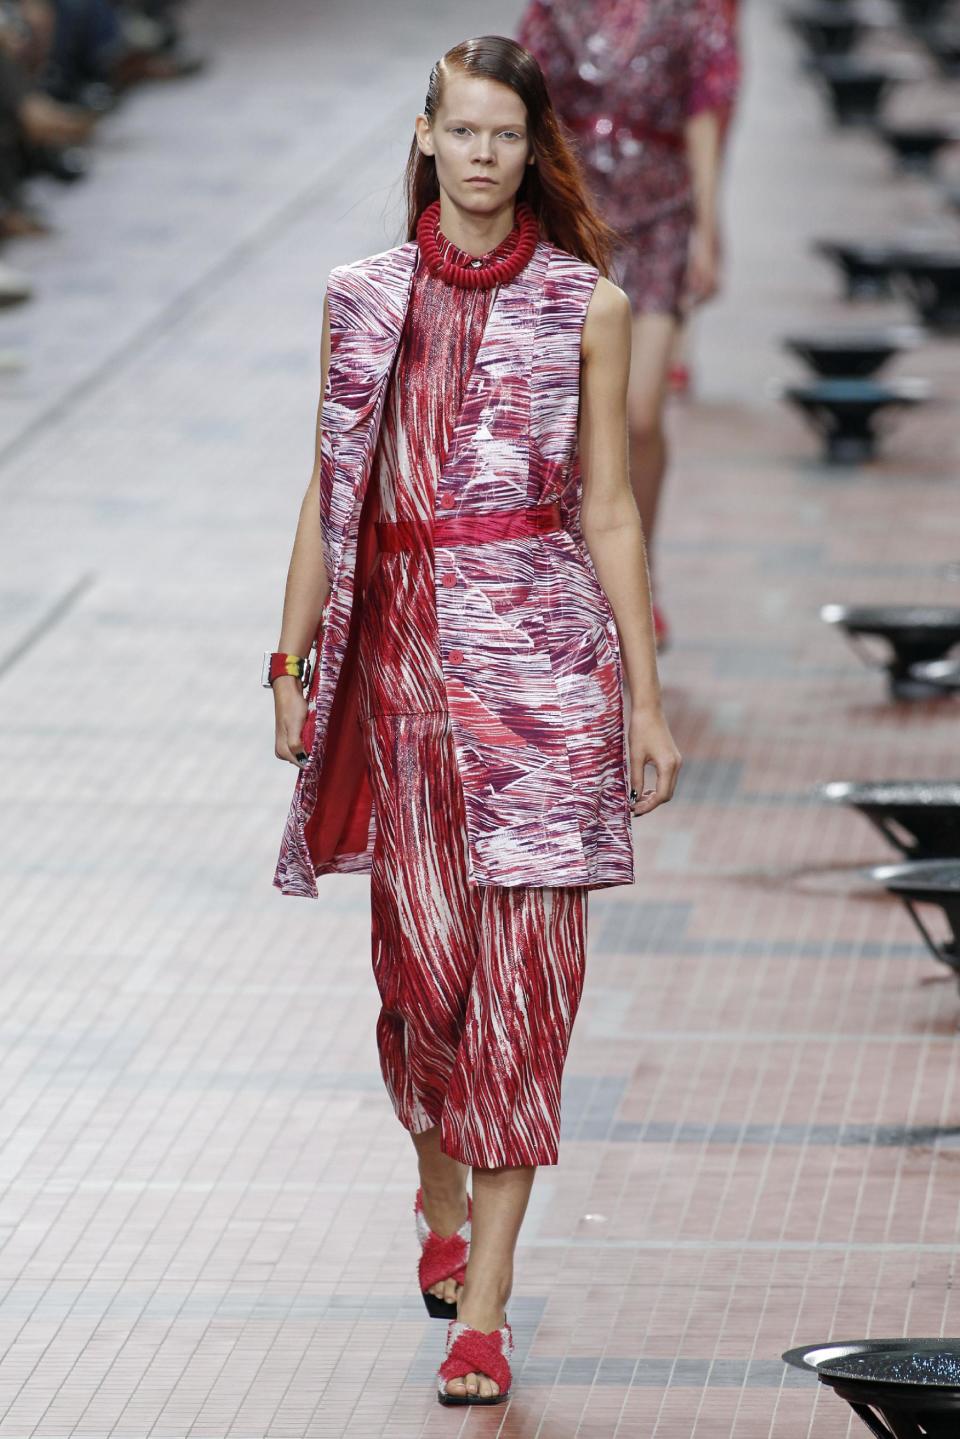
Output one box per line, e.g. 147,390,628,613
303,481,380,867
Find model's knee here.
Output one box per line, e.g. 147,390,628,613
627,404,664,451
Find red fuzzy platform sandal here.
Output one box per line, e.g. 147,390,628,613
414,1187,472,1320
437,1319,513,1406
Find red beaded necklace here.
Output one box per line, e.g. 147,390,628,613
416,198,539,290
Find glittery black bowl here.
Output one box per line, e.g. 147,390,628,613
783,1339,960,1436
820,781,960,859
820,1350,960,1385
821,604,960,698
784,1338,960,1377
783,327,922,379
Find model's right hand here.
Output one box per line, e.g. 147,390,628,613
273,679,309,767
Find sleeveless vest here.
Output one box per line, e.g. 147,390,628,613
273,237,635,896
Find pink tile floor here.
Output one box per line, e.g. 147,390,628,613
1,0,960,1434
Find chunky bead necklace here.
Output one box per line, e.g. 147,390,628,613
416,198,539,290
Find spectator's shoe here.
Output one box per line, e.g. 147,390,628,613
25,146,89,185
112,45,209,90
415,1186,471,1319
0,206,51,239
0,262,34,307
437,1319,513,1406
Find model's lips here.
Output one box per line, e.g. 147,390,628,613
466,177,496,185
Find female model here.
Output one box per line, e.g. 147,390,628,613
516,0,740,648
266,34,681,1407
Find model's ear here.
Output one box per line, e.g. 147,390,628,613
415,115,434,156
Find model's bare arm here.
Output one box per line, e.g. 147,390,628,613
273,292,332,766
684,107,722,305
578,278,681,812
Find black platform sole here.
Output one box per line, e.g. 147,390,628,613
438,1389,510,1406
423,1290,458,1320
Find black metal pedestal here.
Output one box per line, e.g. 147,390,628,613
895,0,953,27
878,124,956,175
821,781,960,859
783,327,921,379
869,861,960,984
788,6,863,55
909,658,960,692
781,379,928,463
820,604,960,697
810,58,898,126
784,1338,960,1438
922,26,960,78
895,253,960,333
813,240,901,299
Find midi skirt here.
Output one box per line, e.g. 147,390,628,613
356,538,588,1168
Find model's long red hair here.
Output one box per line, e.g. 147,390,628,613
403,35,618,273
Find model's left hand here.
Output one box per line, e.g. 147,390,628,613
684,224,721,308
628,706,682,817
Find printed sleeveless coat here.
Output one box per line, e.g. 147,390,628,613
273,237,635,896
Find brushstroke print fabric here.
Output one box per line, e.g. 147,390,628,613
354,225,587,1167
516,0,740,313
366,711,586,1167
273,236,635,898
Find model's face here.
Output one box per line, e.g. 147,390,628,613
416,70,534,213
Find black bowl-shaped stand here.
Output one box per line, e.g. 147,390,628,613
821,781,960,859
788,8,863,56
871,859,960,986
896,255,960,333
783,328,920,379
879,125,955,175
814,241,900,300
896,0,953,28
824,1372,960,1437
922,28,960,78
811,59,897,126
909,659,960,692
820,604,960,698
783,1338,960,1438
782,380,927,464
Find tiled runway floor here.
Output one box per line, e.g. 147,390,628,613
2,0,960,1434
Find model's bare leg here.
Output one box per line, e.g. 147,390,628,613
627,312,681,558
444,1162,536,1401
411,1127,469,1307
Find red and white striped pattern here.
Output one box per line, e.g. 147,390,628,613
274,235,634,898
357,235,587,1169
365,711,586,1167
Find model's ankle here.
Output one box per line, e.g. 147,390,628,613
419,1175,468,1206
459,1270,512,1311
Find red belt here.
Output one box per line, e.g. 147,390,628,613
567,114,685,152
376,501,562,552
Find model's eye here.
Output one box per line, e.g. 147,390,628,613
451,127,470,136
501,131,522,141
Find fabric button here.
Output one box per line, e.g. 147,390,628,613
438,491,455,508
448,649,464,664
441,573,457,588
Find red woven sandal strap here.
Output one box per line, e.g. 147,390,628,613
439,1328,512,1392
419,1229,468,1292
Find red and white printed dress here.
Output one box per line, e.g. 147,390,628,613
516,0,740,316
356,210,587,1170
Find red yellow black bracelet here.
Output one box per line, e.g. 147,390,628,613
261,651,312,689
